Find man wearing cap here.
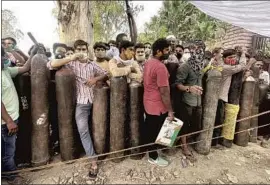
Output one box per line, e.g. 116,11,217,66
165,35,179,64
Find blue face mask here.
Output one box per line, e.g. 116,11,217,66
2,58,11,69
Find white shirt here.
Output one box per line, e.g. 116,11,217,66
259,71,270,85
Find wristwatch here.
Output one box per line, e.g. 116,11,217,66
186,86,190,93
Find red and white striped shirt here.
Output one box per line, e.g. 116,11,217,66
47,60,107,104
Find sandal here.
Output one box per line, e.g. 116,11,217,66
88,166,98,180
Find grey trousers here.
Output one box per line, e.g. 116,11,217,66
75,103,96,156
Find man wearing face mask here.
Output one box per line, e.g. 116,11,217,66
144,42,152,60
134,43,146,72
53,43,67,59
47,42,67,156
109,40,142,83
175,40,206,161
211,48,254,147
106,40,118,59
93,42,111,86
48,39,108,179
181,47,191,64
2,37,29,67
1,46,33,181
143,38,174,167
93,42,110,73
175,45,184,65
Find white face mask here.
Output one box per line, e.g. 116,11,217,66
145,48,151,56
136,54,145,62
182,53,191,62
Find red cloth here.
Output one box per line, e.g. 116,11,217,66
143,58,170,115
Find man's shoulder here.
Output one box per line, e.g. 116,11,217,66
178,62,190,71
262,71,270,75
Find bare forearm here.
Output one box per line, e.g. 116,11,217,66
160,87,173,112
176,84,189,92
129,73,142,83
16,50,29,61
95,75,108,82
1,102,13,123
51,57,72,68
18,55,33,74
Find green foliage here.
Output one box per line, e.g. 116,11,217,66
93,1,143,42
1,9,24,41
139,0,227,44
52,1,143,43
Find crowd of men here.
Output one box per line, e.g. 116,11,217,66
1,33,270,181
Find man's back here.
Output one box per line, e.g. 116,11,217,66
143,58,169,115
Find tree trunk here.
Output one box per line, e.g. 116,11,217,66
56,0,94,58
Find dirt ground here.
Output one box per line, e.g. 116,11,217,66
6,140,270,184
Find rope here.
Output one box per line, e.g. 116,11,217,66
2,110,270,175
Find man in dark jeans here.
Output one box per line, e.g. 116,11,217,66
143,38,174,167
1,46,33,181
175,40,205,161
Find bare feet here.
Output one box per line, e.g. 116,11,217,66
182,145,197,163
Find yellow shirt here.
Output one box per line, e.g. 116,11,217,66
1,67,19,124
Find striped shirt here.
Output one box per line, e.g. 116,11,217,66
47,60,107,104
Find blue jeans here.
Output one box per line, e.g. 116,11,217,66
1,120,18,178
75,103,96,157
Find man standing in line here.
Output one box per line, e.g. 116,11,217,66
109,40,142,83
144,42,152,60
143,38,174,167
175,40,206,161
48,39,108,179
165,35,178,64
1,45,33,181
134,43,146,72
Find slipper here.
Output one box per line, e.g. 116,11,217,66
88,167,98,180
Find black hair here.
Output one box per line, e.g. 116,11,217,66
212,47,223,55
144,42,151,46
4,37,17,45
119,40,134,53
205,51,213,60
74,39,89,49
28,43,46,56
134,43,145,51
66,46,74,52
108,40,116,45
52,43,67,54
176,45,184,50
223,49,236,58
192,40,206,50
116,33,127,47
152,38,170,56
93,42,107,50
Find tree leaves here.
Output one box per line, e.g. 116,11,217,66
138,0,227,45
92,1,143,42
1,9,24,41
